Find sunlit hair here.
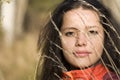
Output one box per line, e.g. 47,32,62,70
36,0,120,80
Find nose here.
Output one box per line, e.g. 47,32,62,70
75,32,87,47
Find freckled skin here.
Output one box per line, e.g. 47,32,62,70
61,7,104,68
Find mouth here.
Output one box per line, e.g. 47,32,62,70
74,51,91,57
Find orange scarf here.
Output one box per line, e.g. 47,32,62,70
63,64,108,80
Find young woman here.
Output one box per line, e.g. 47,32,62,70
36,0,120,80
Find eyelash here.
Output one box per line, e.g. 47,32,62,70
63,30,98,37
65,32,76,37
89,30,98,35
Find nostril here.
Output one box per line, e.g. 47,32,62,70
75,33,87,47
75,39,87,47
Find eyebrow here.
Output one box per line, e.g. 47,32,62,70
61,27,78,31
88,26,97,28
87,26,101,30
61,26,99,31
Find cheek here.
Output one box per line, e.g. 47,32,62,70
61,37,76,50
89,35,104,53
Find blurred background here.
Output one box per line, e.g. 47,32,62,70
0,0,62,80
0,0,120,80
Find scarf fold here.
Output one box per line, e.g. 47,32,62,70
63,64,108,80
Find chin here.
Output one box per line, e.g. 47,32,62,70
75,62,95,69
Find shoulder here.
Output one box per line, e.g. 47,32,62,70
103,72,120,80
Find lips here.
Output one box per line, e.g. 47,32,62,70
74,51,91,57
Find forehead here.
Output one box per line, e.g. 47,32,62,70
62,7,102,29
64,7,100,22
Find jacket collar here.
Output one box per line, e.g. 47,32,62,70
63,64,108,80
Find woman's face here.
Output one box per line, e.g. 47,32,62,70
60,7,104,68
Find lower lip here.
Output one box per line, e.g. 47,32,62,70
74,52,90,57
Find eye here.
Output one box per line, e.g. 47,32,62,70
89,30,98,35
65,31,76,37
